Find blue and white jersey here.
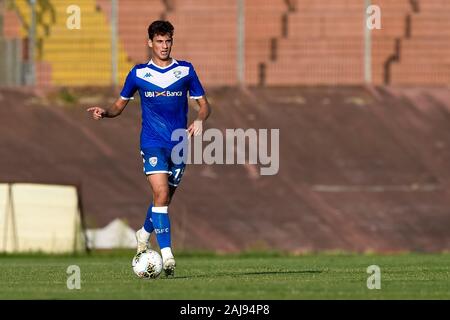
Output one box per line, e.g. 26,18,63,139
120,59,205,149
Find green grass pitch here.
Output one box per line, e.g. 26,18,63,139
0,251,449,299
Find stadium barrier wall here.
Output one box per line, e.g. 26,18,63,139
0,183,86,253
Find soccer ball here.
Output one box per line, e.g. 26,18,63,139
132,249,163,279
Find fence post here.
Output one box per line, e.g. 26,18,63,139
0,39,21,86
25,0,37,86
237,0,245,86
15,39,23,85
5,39,13,85
364,0,372,84
0,4,3,36
0,36,7,85
111,0,118,86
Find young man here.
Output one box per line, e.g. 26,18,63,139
87,21,211,277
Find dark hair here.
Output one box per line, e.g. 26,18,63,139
148,20,174,40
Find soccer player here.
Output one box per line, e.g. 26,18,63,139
87,21,211,277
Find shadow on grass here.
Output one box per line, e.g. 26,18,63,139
168,269,323,280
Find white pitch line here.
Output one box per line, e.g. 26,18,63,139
312,184,439,192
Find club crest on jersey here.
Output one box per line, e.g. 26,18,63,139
173,70,182,79
149,157,158,167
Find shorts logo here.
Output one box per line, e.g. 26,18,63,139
149,157,158,167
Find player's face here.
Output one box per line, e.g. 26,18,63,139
149,34,173,61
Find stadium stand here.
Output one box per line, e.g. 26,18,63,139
371,0,413,84
262,0,365,85
0,3,23,86
13,0,133,86
165,0,238,85
257,0,449,86
245,0,287,85
2,0,450,86
97,0,164,64
389,0,450,85
2,3,22,39
1,0,450,252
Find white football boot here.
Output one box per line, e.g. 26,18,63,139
135,228,150,253
161,247,176,277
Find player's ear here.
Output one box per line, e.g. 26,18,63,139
148,39,153,48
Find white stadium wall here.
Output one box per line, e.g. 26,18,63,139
0,183,85,253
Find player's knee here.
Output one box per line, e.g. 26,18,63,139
153,188,170,206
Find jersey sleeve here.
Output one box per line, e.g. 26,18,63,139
120,67,138,100
188,64,205,99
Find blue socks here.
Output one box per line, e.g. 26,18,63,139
151,206,171,249
142,204,172,251
143,203,154,233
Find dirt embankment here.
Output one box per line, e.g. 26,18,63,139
1,86,449,252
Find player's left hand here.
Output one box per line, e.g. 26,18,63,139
187,120,203,138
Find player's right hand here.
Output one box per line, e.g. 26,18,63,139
87,107,105,120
